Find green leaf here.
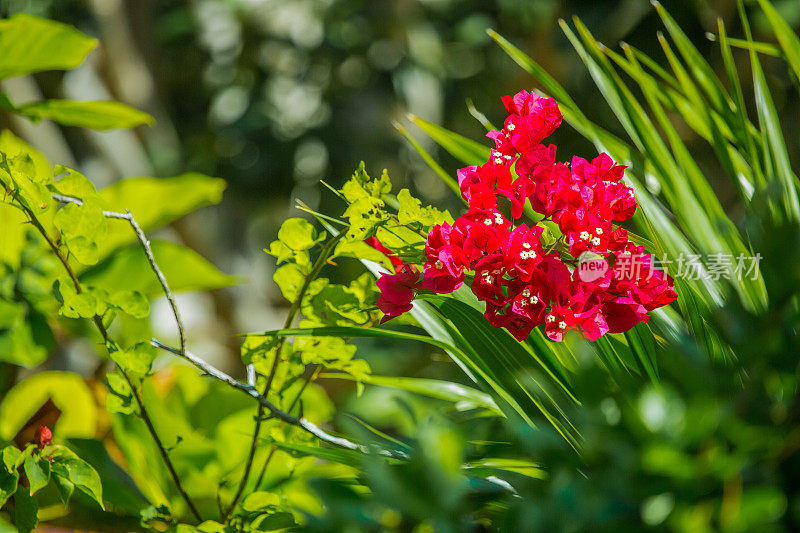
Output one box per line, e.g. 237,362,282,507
242,491,281,512
408,114,490,166
396,188,450,228
741,2,800,221
108,290,150,319
0,305,50,368
266,439,390,468
487,29,577,109
0,448,19,507
274,263,306,302
332,239,395,269
266,239,311,268
53,473,75,507
80,240,239,297
0,151,53,214
342,196,390,240
708,34,781,57
302,280,370,326
0,371,97,441
324,373,501,415
95,173,226,262
18,100,154,130
463,457,545,480
0,14,96,80
12,483,38,533
295,336,357,365
1,447,22,473
422,295,580,448
111,342,157,375
65,438,149,515
755,0,800,85
0,130,52,184
0,203,28,269
50,165,102,200
394,121,461,198
105,372,136,415
651,1,733,121
340,162,392,201
257,324,536,431
54,200,108,265
196,521,227,532
23,455,50,495
277,217,324,250
253,512,298,531
54,279,97,319
66,235,101,265
50,454,104,509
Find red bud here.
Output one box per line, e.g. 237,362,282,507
34,426,52,448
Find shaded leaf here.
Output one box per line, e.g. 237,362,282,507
50,453,104,509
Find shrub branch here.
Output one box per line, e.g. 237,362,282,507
42,192,202,521
50,193,400,522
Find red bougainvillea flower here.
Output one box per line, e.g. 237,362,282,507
375,89,676,340
376,264,422,323
544,304,576,342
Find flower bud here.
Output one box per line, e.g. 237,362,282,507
34,426,52,448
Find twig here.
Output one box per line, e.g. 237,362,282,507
43,191,201,521
51,194,186,351
117,368,202,521
150,339,404,459
50,192,403,516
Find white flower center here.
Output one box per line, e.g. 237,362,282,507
546,315,555,323
507,123,516,131
595,227,603,235
530,295,539,304
558,321,567,330
592,237,601,246
580,231,591,240
494,157,504,164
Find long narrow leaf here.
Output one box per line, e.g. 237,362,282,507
408,114,491,166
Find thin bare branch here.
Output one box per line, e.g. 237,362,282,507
52,193,186,352
150,339,406,459
45,191,200,521
52,192,406,506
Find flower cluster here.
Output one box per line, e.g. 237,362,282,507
376,90,676,342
